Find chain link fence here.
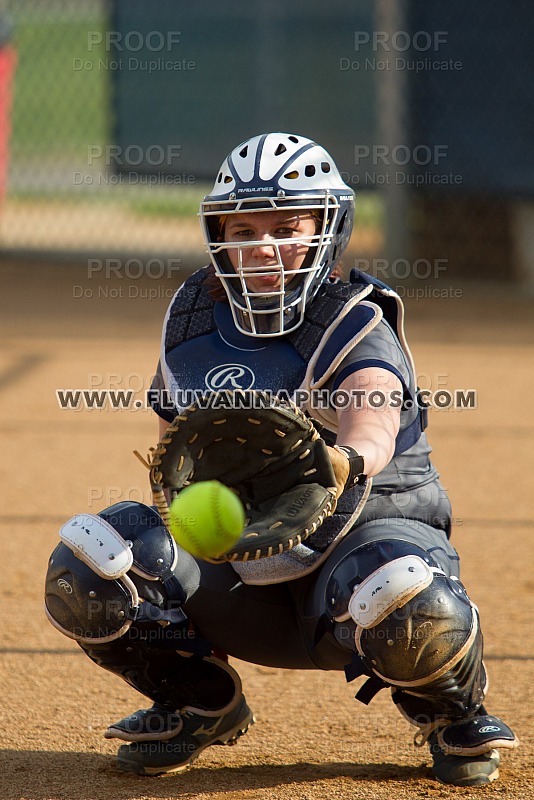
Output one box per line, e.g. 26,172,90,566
2,0,209,260
1,0,532,287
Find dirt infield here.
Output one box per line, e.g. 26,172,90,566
1,261,533,800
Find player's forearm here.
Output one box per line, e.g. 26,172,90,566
335,368,401,477
336,410,398,477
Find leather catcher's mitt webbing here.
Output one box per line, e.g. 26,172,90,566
143,391,338,561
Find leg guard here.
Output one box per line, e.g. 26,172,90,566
45,501,254,765
83,636,238,717
102,654,246,743
352,557,484,720
326,538,518,758
44,502,233,712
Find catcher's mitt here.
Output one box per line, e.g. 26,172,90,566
138,390,340,562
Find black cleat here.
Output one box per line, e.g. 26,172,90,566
115,694,254,775
427,714,519,786
429,734,500,786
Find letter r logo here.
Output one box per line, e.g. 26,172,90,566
205,364,255,390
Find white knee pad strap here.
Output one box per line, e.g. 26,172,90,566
347,555,434,628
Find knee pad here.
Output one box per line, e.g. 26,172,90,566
325,538,485,717
44,502,193,646
349,554,477,690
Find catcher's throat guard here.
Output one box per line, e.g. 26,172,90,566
139,390,339,562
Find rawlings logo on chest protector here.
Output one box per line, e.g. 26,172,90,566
205,364,255,391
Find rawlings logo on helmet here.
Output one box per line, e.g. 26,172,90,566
237,186,274,193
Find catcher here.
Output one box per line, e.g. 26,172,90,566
45,133,518,786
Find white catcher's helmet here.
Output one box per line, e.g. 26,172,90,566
200,132,355,337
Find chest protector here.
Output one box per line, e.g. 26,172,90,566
160,268,427,585
162,267,426,449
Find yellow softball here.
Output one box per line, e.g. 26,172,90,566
168,480,245,559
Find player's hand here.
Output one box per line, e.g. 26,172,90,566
326,445,350,499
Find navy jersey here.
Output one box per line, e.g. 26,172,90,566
150,269,436,495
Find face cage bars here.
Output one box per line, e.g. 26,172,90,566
199,193,341,336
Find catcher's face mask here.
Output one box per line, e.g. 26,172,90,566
200,132,355,337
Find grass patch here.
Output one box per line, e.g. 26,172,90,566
129,188,383,224
128,185,211,218
10,14,110,157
